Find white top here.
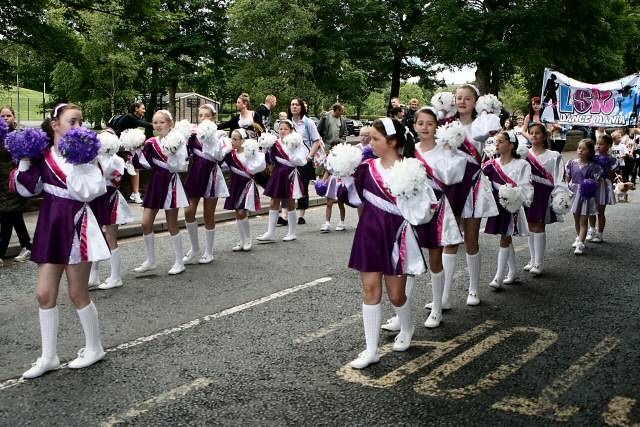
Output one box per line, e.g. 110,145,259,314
293,117,321,149
415,143,466,190
612,142,628,166
497,158,534,207
238,113,254,128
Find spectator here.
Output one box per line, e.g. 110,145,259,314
274,111,288,136
503,118,515,131
317,103,348,149
254,94,277,134
404,98,419,136
522,96,543,142
549,123,571,153
219,93,258,137
390,97,401,109
498,98,511,128
390,106,405,122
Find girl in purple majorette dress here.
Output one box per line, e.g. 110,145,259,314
439,86,499,308
257,120,307,243
220,129,266,252
182,104,230,265
523,123,571,275
88,129,134,290
587,133,618,243
482,131,533,289
382,107,465,332
12,103,110,378
347,118,437,369
132,110,189,275
566,139,603,256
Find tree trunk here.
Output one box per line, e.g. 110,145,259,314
490,64,501,95
168,82,177,119
388,50,402,115
111,62,116,116
475,60,492,95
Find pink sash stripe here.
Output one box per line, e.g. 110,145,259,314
45,149,67,185
275,141,290,161
527,152,554,184
150,137,169,162
486,159,518,187
415,150,446,189
366,159,396,203
80,208,89,261
463,138,482,164
8,168,17,193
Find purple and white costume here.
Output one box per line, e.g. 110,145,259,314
90,154,134,226
483,158,533,236
222,149,266,212
524,149,569,223
348,158,435,276
13,148,110,264
184,132,230,200
414,144,465,248
133,137,189,210
594,154,617,206
263,140,307,200
565,159,603,216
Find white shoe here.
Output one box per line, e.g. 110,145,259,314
134,261,157,273
503,273,518,285
529,264,543,276
320,223,331,233
199,253,214,264
591,233,603,243
381,316,401,332
97,278,123,290
349,350,380,369
242,242,252,251
424,311,442,328
586,229,595,241
68,347,106,369
574,242,585,255
489,278,502,290
523,262,533,272
256,233,276,243
424,301,451,311
392,326,415,352
466,292,480,306
282,234,296,241
335,222,346,231
168,264,186,275
232,243,243,252
182,249,201,265
571,236,580,248
14,248,31,262
125,161,137,176
88,282,100,291
129,192,143,204
22,356,60,379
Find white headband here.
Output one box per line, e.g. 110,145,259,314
506,131,517,143
201,103,217,114
381,117,396,136
53,103,68,118
468,84,480,97
236,128,247,139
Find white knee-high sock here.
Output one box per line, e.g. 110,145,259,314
172,233,184,267
467,252,480,296
89,262,99,284
240,218,251,241
76,302,102,353
109,248,121,281
39,306,59,359
430,270,444,317
442,253,457,305
533,232,546,268
236,219,246,245
405,275,415,298
507,243,516,277
393,298,413,334
287,210,297,236
527,233,535,265
495,247,509,282
144,233,156,265
266,209,279,237
204,229,215,256
185,221,200,253
362,303,381,355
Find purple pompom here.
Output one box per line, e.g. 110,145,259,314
580,178,597,198
0,116,8,144
594,154,615,172
4,128,50,162
59,127,100,164
361,145,376,161
315,179,328,197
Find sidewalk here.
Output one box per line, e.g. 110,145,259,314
3,188,326,258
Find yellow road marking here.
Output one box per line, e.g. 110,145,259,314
493,336,620,422
603,396,639,427
294,313,362,344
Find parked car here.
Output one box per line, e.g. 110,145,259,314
346,118,362,136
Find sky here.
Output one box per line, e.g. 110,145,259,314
437,65,477,84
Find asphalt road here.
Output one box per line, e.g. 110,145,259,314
0,196,639,426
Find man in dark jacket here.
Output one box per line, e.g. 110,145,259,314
254,95,277,133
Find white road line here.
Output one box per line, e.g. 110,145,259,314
0,277,333,392
100,377,215,427
293,313,362,344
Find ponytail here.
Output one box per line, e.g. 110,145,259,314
372,118,415,158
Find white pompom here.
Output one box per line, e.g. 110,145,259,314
475,94,501,115
516,140,529,157
258,133,277,149
97,132,121,155
174,119,194,139
551,191,572,215
196,120,217,144
119,128,146,151
386,157,428,200
435,120,466,150
498,184,524,213
483,140,497,158
243,139,259,158
161,129,186,154
431,92,457,118
283,132,303,152
326,143,362,178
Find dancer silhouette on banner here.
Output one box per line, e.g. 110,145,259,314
542,74,560,121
